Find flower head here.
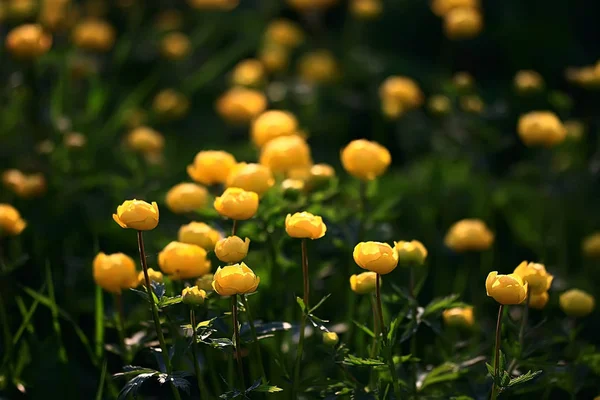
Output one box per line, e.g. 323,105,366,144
230,59,265,87
529,291,549,310
341,139,391,180
5,24,52,59
216,88,268,125
443,7,483,40
395,240,428,266
212,262,260,296
187,150,237,185
517,111,567,147
444,219,494,252
196,273,215,291
442,306,474,328
349,272,377,294
214,187,259,220
72,19,116,52
582,232,600,259
226,163,274,197
323,331,339,346
165,183,208,214
215,236,250,263
137,268,164,287
353,242,398,275
285,212,327,239
126,126,165,154
260,135,312,174
158,241,211,280
160,32,190,60
485,272,528,305
559,289,595,318
251,110,299,148
93,253,137,294
113,200,159,231
182,286,207,305
513,261,553,294
0,204,27,236
178,222,222,251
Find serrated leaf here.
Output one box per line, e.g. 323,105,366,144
342,354,385,366
117,372,158,400
486,363,495,377
309,294,331,314
422,294,461,317
507,370,543,388
501,371,511,387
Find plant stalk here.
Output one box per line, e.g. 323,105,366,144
241,295,267,383
376,274,401,398
491,304,505,400
190,308,210,399
113,293,130,363
293,239,310,397
232,294,245,390
508,292,530,374
231,220,238,236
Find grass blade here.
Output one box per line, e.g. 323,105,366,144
96,359,108,400
45,261,68,363
95,285,105,360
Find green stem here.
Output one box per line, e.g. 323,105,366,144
232,295,246,389
376,274,401,398
491,304,504,400
241,295,267,383
136,231,181,400
368,294,380,390
113,293,130,363
508,293,530,374
293,239,310,397
409,265,418,396
231,219,238,236
190,308,210,399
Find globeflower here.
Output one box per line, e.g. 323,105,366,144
349,272,377,294
285,212,327,239
214,188,259,220
341,139,391,180
559,289,595,318
212,262,260,296
93,253,137,294
158,241,211,280
513,261,553,295
165,183,208,214
353,242,399,275
113,200,159,231
517,111,567,147
444,219,494,252
0,204,27,236
187,150,237,185
485,272,528,305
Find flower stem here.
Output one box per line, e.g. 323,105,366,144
241,295,267,383
190,308,210,399
293,239,310,397
136,231,181,400
231,219,238,236
232,294,245,390
409,265,418,396
113,293,130,363
491,304,504,400
376,274,401,398
508,292,530,374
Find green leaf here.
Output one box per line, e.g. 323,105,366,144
422,294,461,317
342,354,385,367
419,363,465,392
507,370,543,388
486,363,495,377
309,293,331,314
252,384,284,393
159,296,182,308
500,371,511,387
117,372,158,400
352,320,375,338
296,297,306,313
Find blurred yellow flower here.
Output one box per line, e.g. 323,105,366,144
5,24,52,59
152,89,189,120
517,111,567,147
187,0,239,10
2,170,46,198
259,44,289,73
428,95,452,115
159,241,211,280
212,262,260,296
188,150,237,185
379,76,424,109
137,268,163,287
442,306,474,328
72,19,116,52
323,331,339,346
513,261,553,295
287,0,339,12
215,236,250,263
582,232,600,258
264,19,304,48
196,273,215,291
231,59,265,87
443,7,483,40
93,252,137,294
7,0,37,20
350,0,382,19
281,178,305,194
514,70,544,93
431,0,479,16
485,272,528,305
165,183,209,214
251,110,299,148
160,32,191,60
285,212,327,239
444,219,494,252
113,200,159,231
559,289,595,318
178,222,222,251
64,132,87,149
214,187,259,220
126,126,165,154
216,87,268,124
226,163,275,196
459,95,485,114
260,135,312,174
353,241,399,275
395,240,428,266
0,204,27,236
452,71,474,91
381,98,405,119
182,286,206,305
341,139,391,181
529,291,549,310
298,50,339,84
349,271,377,294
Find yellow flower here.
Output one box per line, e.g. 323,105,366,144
428,95,452,115
165,183,208,214
442,306,474,328
212,262,260,296
5,24,52,59
514,70,544,93
353,242,399,275
453,71,474,91
260,135,312,174
158,241,211,280
379,76,424,109
182,286,207,305
444,219,494,252
559,289,595,318
513,261,553,295
152,89,189,120
431,0,479,16
186,0,239,10
93,252,138,294
226,163,275,196
281,179,305,195
582,232,600,258
137,268,164,286
485,272,528,305
231,59,265,87
214,187,259,220
196,273,215,291
298,50,339,84
187,150,237,185
310,164,335,181
341,139,391,180
395,240,428,266
443,7,483,40
215,236,250,263
259,44,289,73
264,19,304,48
517,111,567,147
0,204,27,236
72,19,116,52
160,32,191,60
3,171,46,198
2,169,26,193
251,110,299,148
350,0,382,19
178,222,222,251
349,272,377,294
285,212,327,239
216,87,268,125
113,200,159,231
459,95,485,114
323,331,339,346
126,126,165,154
529,291,549,310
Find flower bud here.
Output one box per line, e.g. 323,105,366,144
529,291,549,310
126,126,165,154
214,187,259,221
485,272,528,305
226,163,275,197
264,19,304,48
152,89,189,120
582,232,600,259
514,70,544,94
160,32,190,60
178,222,222,251
513,261,553,295
353,242,398,275
260,135,312,174
113,199,159,231
165,183,209,214
349,272,377,294
251,110,299,148
431,0,479,16
72,19,116,52
395,240,427,266
444,219,494,252
323,332,339,346
196,273,215,291
158,241,211,280
517,111,567,147
212,262,260,296
231,59,265,87
443,306,474,328
443,8,483,40
182,286,207,305
215,236,250,263
285,212,327,239
559,289,595,318
0,204,27,236
379,76,424,109
188,150,237,185
93,252,137,294
216,88,268,125
5,24,52,59
138,268,164,286
298,50,339,84
341,139,391,181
